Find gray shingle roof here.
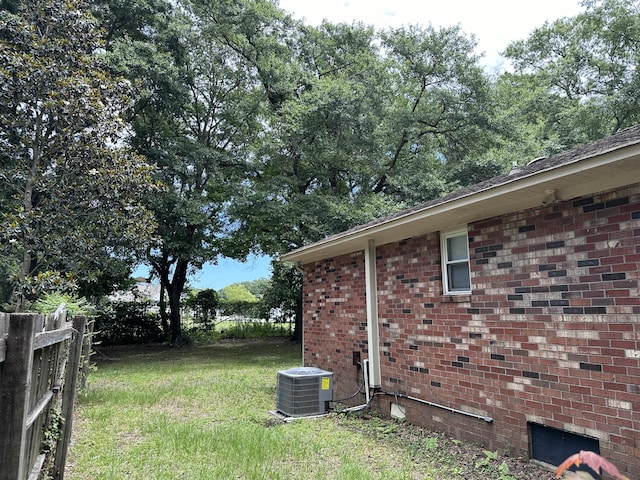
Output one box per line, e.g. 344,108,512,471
320,125,640,241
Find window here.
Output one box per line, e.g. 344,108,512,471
441,230,471,294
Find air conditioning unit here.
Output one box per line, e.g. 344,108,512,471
276,367,333,417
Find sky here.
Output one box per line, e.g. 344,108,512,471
133,254,273,290
278,0,584,72
150,0,585,290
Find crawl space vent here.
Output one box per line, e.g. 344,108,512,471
530,422,600,467
276,367,333,417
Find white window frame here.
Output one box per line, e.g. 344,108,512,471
440,229,471,295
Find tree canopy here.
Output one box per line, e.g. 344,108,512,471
0,0,157,310
220,284,257,304
504,0,640,149
2,0,638,339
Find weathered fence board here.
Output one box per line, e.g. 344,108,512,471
33,326,74,351
0,313,37,480
0,312,89,480
54,315,86,478
26,390,55,429
78,318,94,392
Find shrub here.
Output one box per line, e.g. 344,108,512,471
94,300,165,345
182,326,221,344
219,320,289,339
33,292,94,316
185,288,220,331
220,300,262,319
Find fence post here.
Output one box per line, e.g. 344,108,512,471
0,313,38,480
79,317,94,392
53,316,86,480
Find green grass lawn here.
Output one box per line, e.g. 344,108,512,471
66,338,552,480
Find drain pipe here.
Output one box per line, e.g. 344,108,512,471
362,359,370,405
341,359,371,412
364,239,381,388
386,392,494,423
342,240,380,413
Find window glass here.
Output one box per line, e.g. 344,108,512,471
442,230,471,294
448,263,470,290
447,235,468,261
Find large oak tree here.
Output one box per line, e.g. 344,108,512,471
504,0,640,149
79,0,640,343
95,0,264,341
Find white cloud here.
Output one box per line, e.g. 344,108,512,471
278,0,584,71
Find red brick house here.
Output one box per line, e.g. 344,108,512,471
281,125,640,476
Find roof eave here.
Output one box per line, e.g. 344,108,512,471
281,144,640,265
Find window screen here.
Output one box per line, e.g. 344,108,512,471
442,230,471,293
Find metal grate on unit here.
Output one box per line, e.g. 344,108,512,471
276,367,333,417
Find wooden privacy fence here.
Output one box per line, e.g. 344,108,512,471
0,312,89,480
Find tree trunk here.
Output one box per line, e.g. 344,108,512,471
159,282,169,338
165,258,189,344
16,112,43,312
292,291,302,342
167,285,182,343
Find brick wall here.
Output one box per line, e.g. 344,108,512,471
303,252,369,398
302,184,640,476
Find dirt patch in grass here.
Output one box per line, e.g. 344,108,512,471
337,412,556,480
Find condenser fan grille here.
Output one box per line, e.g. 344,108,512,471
276,367,333,417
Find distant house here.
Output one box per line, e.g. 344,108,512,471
281,125,640,476
109,281,161,306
